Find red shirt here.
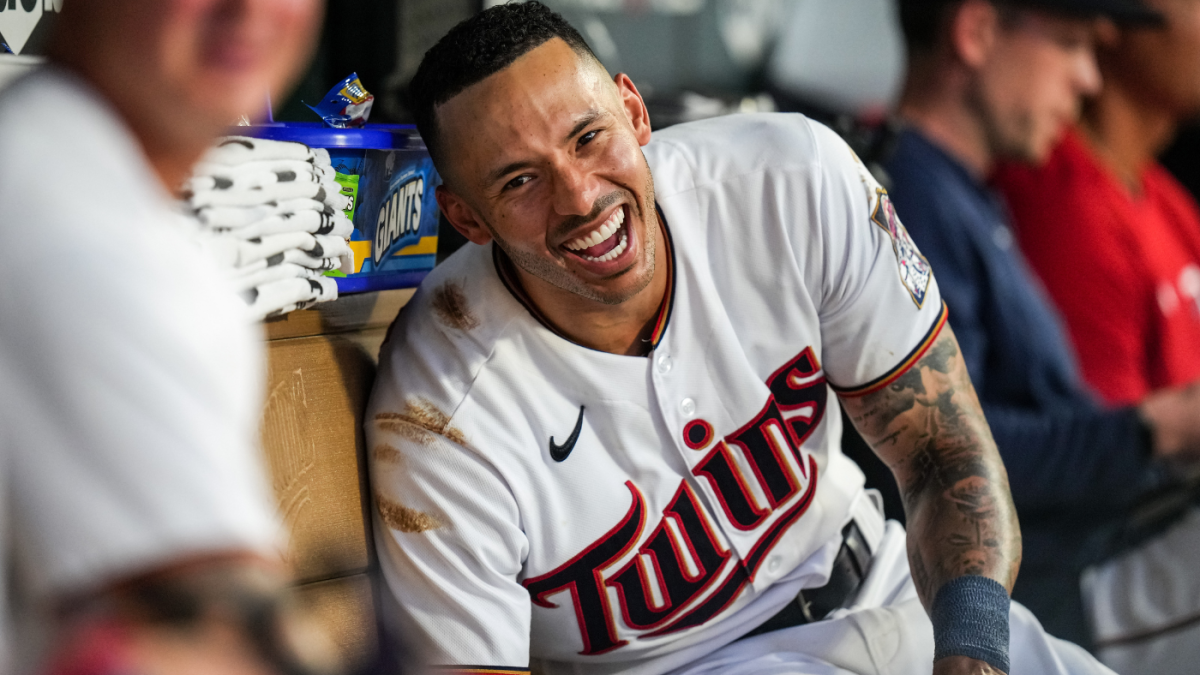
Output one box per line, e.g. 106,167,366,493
993,129,1200,405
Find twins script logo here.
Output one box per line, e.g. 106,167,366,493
872,188,932,308
523,348,828,654
0,0,61,55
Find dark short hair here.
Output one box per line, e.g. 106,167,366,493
898,0,967,54
409,1,599,171
898,0,1026,54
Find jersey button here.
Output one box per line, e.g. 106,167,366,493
680,398,697,417
656,354,673,374
766,557,781,573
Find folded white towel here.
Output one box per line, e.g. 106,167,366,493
202,231,315,269
229,261,323,293
191,136,353,320
195,198,332,228
248,276,339,320
192,159,334,182
189,181,349,210
186,167,324,194
215,210,353,239
204,136,313,165
203,231,352,270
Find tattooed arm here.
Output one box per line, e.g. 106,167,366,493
839,325,1021,674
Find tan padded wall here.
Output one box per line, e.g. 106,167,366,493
261,334,375,583
258,289,413,668
295,573,377,671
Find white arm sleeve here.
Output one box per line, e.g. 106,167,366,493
805,122,946,393
370,418,532,669
0,180,280,602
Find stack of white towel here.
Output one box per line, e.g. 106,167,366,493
187,136,354,320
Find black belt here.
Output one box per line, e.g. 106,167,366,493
740,522,872,640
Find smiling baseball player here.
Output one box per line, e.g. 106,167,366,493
366,4,1115,675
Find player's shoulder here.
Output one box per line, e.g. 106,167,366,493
0,68,166,248
0,69,243,327
0,68,139,182
644,112,853,198
370,242,525,426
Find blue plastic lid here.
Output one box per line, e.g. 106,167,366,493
240,122,424,150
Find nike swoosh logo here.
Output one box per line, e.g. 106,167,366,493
549,405,586,463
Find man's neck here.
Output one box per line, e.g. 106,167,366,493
52,58,213,197
1080,81,1177,193
898,97,995,179
517,217,669,356
898,62,996,178
135,126,213,197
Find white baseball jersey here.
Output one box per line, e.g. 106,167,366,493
0,68,281,673
368,113,947,675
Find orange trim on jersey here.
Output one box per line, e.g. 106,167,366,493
492,204,677,356
429,662,528,667
646,206,676,350
832,302,949,398
493,244,559,339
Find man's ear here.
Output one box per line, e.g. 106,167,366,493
951,0,1000,69
436,185,493,245
1094,17,1121,50
613,73,652,146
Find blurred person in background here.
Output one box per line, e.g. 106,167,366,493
993,1,1200,408
0,1,339,674
991,2,1200,670
885,0,1200,670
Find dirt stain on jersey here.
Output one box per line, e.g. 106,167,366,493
373,443,404,466
376,494,441,533
375,398,470,448
430,281,479,332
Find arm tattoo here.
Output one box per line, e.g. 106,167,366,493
840,326,1021,607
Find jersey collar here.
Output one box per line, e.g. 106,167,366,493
492,205,676,356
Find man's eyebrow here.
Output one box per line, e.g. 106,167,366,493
563,109,606,144
487,159,536,186
485,109,610,186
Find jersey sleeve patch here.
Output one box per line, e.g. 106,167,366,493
871,188,933,308
831,301,948,398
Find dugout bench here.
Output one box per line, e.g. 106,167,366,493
259,288,414,670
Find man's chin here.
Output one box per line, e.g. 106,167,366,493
559,261,656,306
1001,137,1055,167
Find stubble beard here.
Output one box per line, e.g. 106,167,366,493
966,80,1042,165
491,169,659,306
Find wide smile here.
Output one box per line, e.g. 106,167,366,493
561,205,630,264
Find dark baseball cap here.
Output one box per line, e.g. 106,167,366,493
900,0,1165,25
1010,0,1164,24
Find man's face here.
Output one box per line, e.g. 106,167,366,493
434,39,658,307
75,0,322,131
970,10,1102,163
1110,0,1200,119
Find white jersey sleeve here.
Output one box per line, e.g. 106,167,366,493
803,122,945,393
370,400,532,669
0,70,280,614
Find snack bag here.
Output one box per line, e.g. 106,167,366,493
306,73,374,128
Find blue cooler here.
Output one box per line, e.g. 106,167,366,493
246,122,442,294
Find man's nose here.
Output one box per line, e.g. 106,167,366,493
551,162,601,216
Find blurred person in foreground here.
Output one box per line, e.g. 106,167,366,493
991,2,1200,670
993,2,1200,408
0,1,337,674
886,0,1200,668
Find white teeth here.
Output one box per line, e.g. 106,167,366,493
580,231,628,262
565,207,625,251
